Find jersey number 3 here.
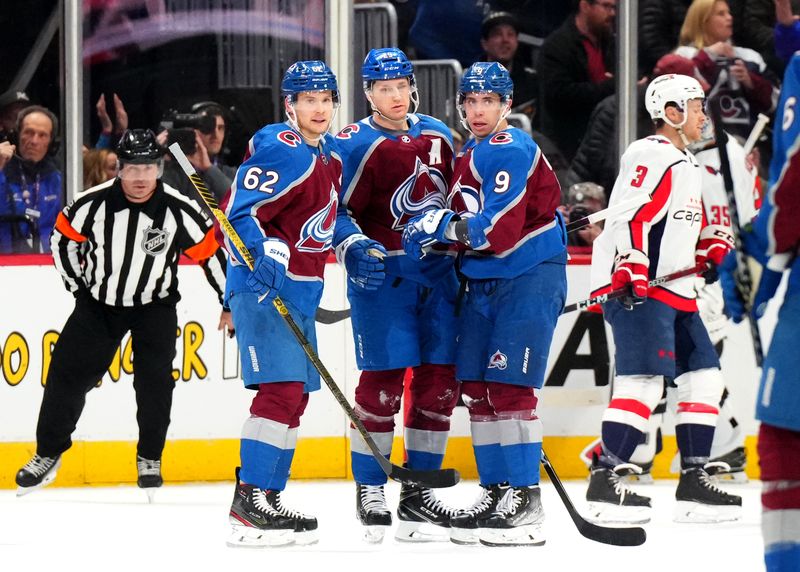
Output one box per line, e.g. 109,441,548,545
243,167,280,194
630,165,648,188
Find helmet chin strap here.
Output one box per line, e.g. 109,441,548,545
285,97,337,146
663,106,691,147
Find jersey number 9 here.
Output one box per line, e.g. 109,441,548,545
493,170,510,193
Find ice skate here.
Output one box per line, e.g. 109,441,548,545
356,483,392,543
477,485,546,547
707,447,748,484
272,489,318,545
585,458,652,524
227,468,295,547
15,454,61,496
395,483,457,542
622,460,654,485
449,483,507,545
673,465,742,523
136,456,162,503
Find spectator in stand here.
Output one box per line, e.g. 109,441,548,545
0,105,62,254
564,182,606,248
743,0,800,74
160,101,235,203
537,0,618,162
83,148,118,189
675,0,779,142
773,0,800,64
638,0,692,75
94,93,128,149
0,91,31,136
481,11,539,122
565,55,701,198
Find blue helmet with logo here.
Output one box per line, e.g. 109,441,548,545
458,62,514,103
361,48,415,89
281,60,339,103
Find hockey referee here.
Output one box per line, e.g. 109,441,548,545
14,129,230,498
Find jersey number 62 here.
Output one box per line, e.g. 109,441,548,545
242,167,280,194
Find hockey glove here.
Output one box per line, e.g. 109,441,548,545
752,253,791,319
695,225,735,284
336,234,387,291
612,249,649,309
402,209,458,260
246,238,290,303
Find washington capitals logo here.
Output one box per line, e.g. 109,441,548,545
488,350,508,370
389,157,447,230
296,186,338,252
141,226,169,256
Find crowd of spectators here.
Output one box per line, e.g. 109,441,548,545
2,0,799,254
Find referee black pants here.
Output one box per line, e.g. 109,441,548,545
36,293,178,461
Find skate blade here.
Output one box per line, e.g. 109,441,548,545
711,471,749,485
478,524,546,547
15,471,58,497
362,525,389,544
449,526,478,545
673,501,742,523
394,520,450,543
227,525,295,548
586,502,651,525
143,488,158,504
293,529,319,546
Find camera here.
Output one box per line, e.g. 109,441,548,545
159,110,217,155
568,204,593,224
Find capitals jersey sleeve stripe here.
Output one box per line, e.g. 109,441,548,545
626,164,677,253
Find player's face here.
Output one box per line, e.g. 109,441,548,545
368,78,412,121
682,98,707,142
292,91,335,140
463,92,508,139
705,1,733,43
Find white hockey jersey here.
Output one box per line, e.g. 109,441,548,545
590,135,704,311
693,136,760,343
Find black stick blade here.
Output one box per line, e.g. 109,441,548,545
387,465,460,488
577,520,647,547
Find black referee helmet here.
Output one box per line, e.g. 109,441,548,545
116,129,164,164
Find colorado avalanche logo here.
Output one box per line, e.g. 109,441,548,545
336,124,360,140
278,130,302,147
489,132,513,146
447,180,481,215
488,350,508,370
296,186,337,252
389,157,447,230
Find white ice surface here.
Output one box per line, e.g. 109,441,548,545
0,479,765,572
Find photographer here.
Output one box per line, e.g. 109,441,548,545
564,182,605,247
159,102,235,204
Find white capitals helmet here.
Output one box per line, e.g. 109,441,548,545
645,73,705,128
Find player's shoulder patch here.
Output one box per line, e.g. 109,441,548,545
277,129,303,148
336,123,361,139
489,131,514,146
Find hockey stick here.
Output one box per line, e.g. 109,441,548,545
168,143,459,489
742,113,769,156
709,100,764,366
565,194,651,234
562,262,708,314
541,450,646,546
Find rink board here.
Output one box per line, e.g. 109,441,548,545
0,256,777,488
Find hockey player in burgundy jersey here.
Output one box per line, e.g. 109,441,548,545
333,48,459,543
402,62,568,546
586,74,741,525
720,51,800,572
218,61,341,548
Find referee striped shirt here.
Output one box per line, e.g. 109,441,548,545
51,178,226,307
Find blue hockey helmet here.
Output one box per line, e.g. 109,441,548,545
457,62,514,103
281,60,339,104
361,48,415,88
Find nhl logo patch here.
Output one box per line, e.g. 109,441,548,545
488,350,508,370
141,226,169,256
